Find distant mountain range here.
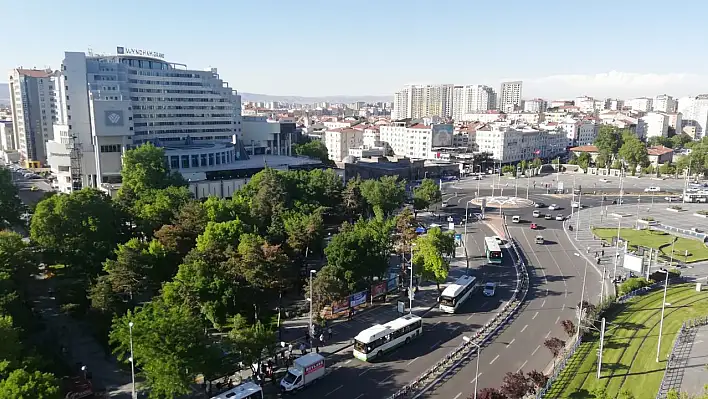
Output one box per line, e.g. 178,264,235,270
0,83,390,105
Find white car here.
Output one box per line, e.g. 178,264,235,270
555,214,564,221
571,202,582,209
644,186,661,192
483,282,497,297
548,204,558,211
599,178,610,183
532,210,541,218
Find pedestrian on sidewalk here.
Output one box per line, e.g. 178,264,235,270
319,333,325,345
601,249,605,256
327,326,332,340
316,346,320,354
299,342,306,355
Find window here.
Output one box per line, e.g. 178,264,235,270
170,156,179,169
100,144,121,153
181,155,189,168
191,155,199,168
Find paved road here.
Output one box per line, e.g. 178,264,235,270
290,224,515,399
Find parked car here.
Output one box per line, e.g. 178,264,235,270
534,202,545,208
599,178,610,183
644,186,661,192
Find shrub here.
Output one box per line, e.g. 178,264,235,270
618,277,652,295
698,210,708,216
641,216,655,221
669,205,683,210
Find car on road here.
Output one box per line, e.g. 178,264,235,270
530,223,538,230
610,199,625,204
644,186,661,192
534,202,545,208
535,235,544,244
532,210,541,218
512,215,521,223
599,178,610,183
571,202,580,208
548,204,559,211
544,214,552,220
441,200,448,208
30,186,38,191
664,196,681,202
555,214,564,221
483,282,497,297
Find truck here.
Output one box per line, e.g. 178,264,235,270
280,353,326,392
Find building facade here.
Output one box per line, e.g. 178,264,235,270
523,98,547,113
324,128,363,162
654,94,677,113
392,84,454,120
627,97,653,112
475,123,566,163
451,85,496,121
0,120,14,151
498,81,523,112
637,112,669,139
8,68,58,166
677,95,708,140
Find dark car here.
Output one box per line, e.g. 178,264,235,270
534,202,545,208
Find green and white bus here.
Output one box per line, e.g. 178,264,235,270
484,236,503,264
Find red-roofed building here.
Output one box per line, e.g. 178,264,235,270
647,145,673,166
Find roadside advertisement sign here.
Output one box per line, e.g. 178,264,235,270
387,275,399,293
349,291,367,308
371,282,387,299
331,300,349,314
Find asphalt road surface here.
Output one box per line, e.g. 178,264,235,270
293,225,517,399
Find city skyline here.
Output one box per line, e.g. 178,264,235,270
5,1,708,99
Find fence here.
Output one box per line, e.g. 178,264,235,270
656,315,708,399
386,217,530,398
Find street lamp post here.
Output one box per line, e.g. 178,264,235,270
464,200,474,237
308,269,316,348
463,336,481,399
656,269,670,362
575,190,582,239
669,237,677,268
575,253,588,336
613,218,622,281
128,321,136,399
476,165,481,197
409,245,416,314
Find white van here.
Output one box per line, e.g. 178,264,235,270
281,353,326,392
644,186,660,192
512,215,521,223
441,200,448,208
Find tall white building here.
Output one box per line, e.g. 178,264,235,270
498,81,523,112
637,112,669,139
626,97,653,112
392,84,454,120
654,94,677,113
47,48,243,193
379,122,454,159
8,68,58,166
475,123,566,163
523,98,547,113
677,95,708,140
556,118,597,147
451,85,496,120
0,120,14,151
324,128,363,162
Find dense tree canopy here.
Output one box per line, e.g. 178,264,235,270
413,178,442,211
360,175,406,216
293,139,334,166
619,132,649,174
413,227,456,290
594,125,625,166
0,169,24,230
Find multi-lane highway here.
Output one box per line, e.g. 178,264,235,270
414,188,603,397
295,222,516,399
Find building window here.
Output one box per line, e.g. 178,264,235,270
191,154,199,168
170,156,179,169
181,155,189,169
200,154,207,166
100,144,121,153
208,153,214,166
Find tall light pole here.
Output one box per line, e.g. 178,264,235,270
476,165,481,197
669,237,678,268
464,200,474,236
128,321,136,399
308,269,316,347
575,253,587,336
409,245,416,314
613,218,622,281
575,190,582,239
635,194,641,228
463,336,480,399
656,269,669,362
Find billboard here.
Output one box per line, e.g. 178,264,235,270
349,291,367,308
431,124,454,147
623,253,644,273
371,282,387,299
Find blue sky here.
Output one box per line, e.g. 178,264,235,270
5,0,708,99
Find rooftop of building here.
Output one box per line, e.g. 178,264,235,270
14,68,56,78
569,145,599,153
647,145,673,156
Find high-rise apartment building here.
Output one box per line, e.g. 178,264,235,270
451,85,496,121
47,48,244,192
637,112,669,139
626,97,653,112
392,84,454,120
0,120,14,151
8,68,58,166
523,98,547,113
654,94,677,113
677,95,708,140
498,81,523,112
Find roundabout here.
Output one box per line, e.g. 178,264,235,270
471,195,535,208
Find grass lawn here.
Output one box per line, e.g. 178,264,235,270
592,228,708,263
544,285,708,398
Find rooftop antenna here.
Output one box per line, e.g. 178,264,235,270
88,47,94,56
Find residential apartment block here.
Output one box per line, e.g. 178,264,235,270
677,95,708,139
392,84,454,120
654,94,677,113
475,123,566,163
637,112,669,139
498,81,523,112
451,85,496,120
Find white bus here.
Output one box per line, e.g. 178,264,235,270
484,236,503,264
210,381,263,399
439,275,479,313
353,314,423,361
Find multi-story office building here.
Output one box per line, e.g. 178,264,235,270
498,81,523,112
47,48,244,193
523,98,547,113
637,112,669,139
555,118,597,147
626,97,653,113
0,120,14,151
475,123,566,163
677,95,708,140
379,121,454,159
324,128,363,162
8,68,58,166
654,94,677,113
451,85,496,120
392,84,454,120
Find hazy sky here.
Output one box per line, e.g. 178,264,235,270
5,0,708,99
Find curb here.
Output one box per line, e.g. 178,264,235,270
563,213,611,297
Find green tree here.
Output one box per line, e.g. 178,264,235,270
619,134,649,175
412,178,442,211
648,136,673,148
30,188,126,278
109,300,221,399
0,368,61,399
227,316,277,374
413,227,455,290
342,177,367,221
0,314,22,368
310,265,349,313
235,234,294,296
595,125,624,166
101,238,172,301
154,200,208,258
196,219,246,252
671,133,693,149
0,169,24,230
394,208,417,258
283,209,324,258
360,176,406,216
660,161,677,176
117,143,186,200
131,186,192,235
576,152,592,170
293,140,335,166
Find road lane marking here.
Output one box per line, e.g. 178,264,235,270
521,324,528,333
359,369,371,376
378,375,393,385
545,330,552,338
344,360,352,364
481,301,489,308
490,354,500,364
532,345,541,356
407,357,418,366
470,373,483,384
354,395,365,399
541,299,546,307
533,311,539,320
326,385,343,396
467,314,476,320
555,316,560,324
562,304,566,311
454,393,462,399
546,288,549,294
517,360,528,373
506,338,515,348
430,340,442,350
564,291,568,298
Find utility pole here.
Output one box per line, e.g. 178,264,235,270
597,317,606,378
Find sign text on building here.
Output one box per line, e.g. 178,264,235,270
116,46,165,59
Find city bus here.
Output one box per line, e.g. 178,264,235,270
353,314,423,361
484,236,503,264
439,275,479,313
210,381,263,399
